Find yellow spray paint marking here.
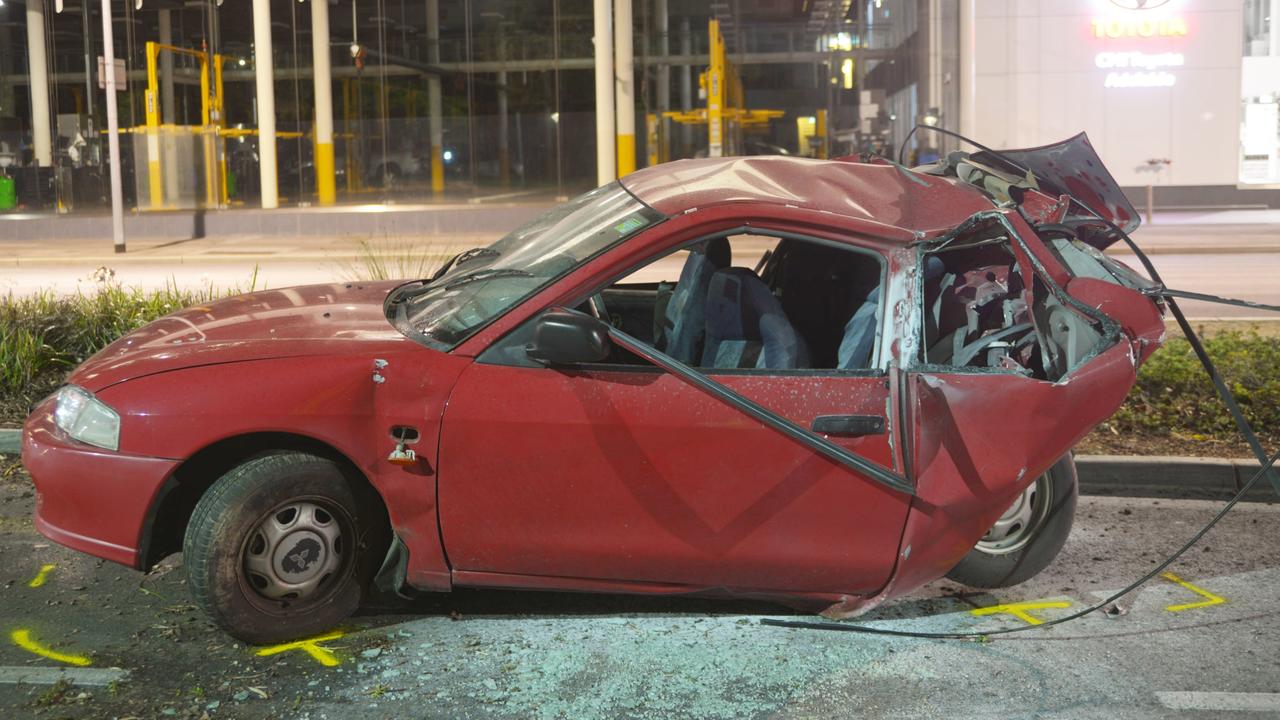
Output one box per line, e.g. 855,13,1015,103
27,564,57,589
1161,571,1225,612
254,630,344,667
10,629,92,667
970,601,1073,626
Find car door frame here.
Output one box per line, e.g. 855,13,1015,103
437,206,921,596
850,209,1142,613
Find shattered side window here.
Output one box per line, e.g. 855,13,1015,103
920,231,1104,381
1042,236,1157,291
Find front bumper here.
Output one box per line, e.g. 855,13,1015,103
22,397,179,569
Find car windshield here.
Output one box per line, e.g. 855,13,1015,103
392,182,663,349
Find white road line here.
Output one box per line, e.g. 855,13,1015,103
1156,691,1280,712
0,666,128,687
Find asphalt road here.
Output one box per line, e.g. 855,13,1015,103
1,461,1277,719
1108,251,1280,320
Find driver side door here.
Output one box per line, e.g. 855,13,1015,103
436,231,913,597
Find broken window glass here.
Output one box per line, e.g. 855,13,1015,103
920,228,1105,381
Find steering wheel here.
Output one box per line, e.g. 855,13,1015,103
953,323,1034,367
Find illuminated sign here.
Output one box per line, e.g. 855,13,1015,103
1104,71,1176,87
1091,17,1188,38
1108,0,1172,9
1095,51,1184,69
1092,10,1188,89
1097,51,1183,87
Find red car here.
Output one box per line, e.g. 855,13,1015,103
23,134,1165,643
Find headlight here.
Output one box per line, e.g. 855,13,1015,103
53,386,120,451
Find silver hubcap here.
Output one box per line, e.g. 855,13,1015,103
975,474,1050,555
243,501,344,602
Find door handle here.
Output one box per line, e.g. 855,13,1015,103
811,414,886,437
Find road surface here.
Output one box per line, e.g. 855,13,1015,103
0,460,1276,719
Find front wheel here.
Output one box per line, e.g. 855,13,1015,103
183,452,388,644
945,454,1077,589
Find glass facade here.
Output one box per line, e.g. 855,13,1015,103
0,0,947,216
1242,0,1280,185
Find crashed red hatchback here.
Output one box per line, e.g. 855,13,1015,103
23,134,1165,643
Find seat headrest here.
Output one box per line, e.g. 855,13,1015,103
703,236,731,269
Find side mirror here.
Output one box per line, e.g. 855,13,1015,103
525,309,611,365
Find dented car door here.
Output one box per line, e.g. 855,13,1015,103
884,211,1162,601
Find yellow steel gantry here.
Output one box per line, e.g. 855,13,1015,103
657,19,783,162
138,42,306,210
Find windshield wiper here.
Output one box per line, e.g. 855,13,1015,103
429,246,501,283
443,267,533,290
390,248,508,304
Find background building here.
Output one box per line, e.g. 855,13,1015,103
0,0,1275,221
965,0,1280,208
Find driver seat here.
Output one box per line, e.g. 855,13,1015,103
701,268,809,369
661,238,730,364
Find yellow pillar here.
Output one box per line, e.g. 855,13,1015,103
705,20,724,158
816,109,828,160
646,113,659,167
144,42,164,209
427,0,445,195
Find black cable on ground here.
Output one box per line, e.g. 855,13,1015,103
765,125,1279,639
761,447,1279,639
898,124,1280,495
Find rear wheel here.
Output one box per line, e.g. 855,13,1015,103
945,454,1077,589
183,452,388,644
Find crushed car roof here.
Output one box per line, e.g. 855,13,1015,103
621,156,998,238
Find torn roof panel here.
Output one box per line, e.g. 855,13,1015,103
621,156,998,239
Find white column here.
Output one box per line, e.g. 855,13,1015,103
100,0,126,252
252,0,278,208
679,17,692,156
25,0,52,167
497,19,510,185
656,0,669,110
1272,0,1280,58
158,10,176,124
311,0,336,205
613,0,634,176
427,0,444,195
655,0,669,162
958,0,977,142
593,0,615,185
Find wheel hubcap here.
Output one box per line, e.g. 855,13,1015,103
975,474,1051,555
244,501,344,602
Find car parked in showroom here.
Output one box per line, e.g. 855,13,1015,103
23,134,1165,643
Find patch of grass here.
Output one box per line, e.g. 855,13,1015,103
34,678,73,707
1097,329,1280,454
0,274,257,425
338,238,450,282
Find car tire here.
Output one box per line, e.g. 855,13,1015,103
183,452,388,644
945,454,1077,589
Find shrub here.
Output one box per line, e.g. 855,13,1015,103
0,277,255,422
338,238,449,282
1109,330,1280,447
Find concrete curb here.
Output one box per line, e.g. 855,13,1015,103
0,427,1270,501
1075,455,1275,501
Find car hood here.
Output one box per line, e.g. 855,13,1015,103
970,132,1140,247
70,281,412,392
